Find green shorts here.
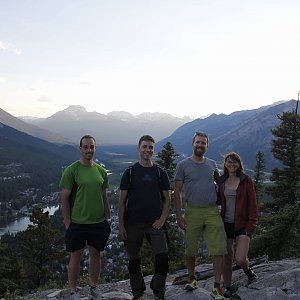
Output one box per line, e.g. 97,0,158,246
184,203,227,256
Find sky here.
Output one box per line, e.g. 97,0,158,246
1,0,300,119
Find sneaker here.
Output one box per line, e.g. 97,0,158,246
184,275,198,291
245,268,258,283
210,287,224,300
89,286,101,299
70,291,80,300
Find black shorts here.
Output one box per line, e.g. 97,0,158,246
224,222,251,239
65,220,111,252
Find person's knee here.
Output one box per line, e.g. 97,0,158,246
224,255,233,266
129,258,141,275
155,253,169,275
235,255,246,267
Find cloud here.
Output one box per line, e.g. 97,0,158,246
14,48,22,55
37,96,53,103
0,40,22,55
0,76,7,83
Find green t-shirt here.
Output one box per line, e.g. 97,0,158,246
59,161,109,224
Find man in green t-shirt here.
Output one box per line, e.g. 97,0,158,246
60,135,111,300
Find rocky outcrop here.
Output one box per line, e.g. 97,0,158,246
15,259,300,299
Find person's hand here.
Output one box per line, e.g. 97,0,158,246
119,225,127,240
64,220,71,230
152,218,165,230
176,215,186,230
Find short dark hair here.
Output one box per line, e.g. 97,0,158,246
138,135,155,146
79,135,96,147
192,132,209,144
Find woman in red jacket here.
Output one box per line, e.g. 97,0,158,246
218,152,259,297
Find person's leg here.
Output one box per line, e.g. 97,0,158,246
184,204,203,278
185,255,196,277
223,239,234,288
85,220,111,298
126,224,146,297
235,234,257,282
203,206,227,286
65,223,86,293
88,245,101,286
148,226,168,297
212,255,224,286
68,249,83,292
235,235,250,270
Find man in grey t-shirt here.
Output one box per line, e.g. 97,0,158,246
174,132,227,299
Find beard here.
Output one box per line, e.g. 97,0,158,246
193,146,206,157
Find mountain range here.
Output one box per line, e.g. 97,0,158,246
19,105,192,145
1,99,298,173
157,100,297,171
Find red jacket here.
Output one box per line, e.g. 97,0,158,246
218,173,259,234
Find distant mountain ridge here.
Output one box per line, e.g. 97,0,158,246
0,108,72,144
157,100,297,171
1,100,297,171
20,105,193,145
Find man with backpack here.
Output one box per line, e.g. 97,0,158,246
118,135,171,300
60,135,111,300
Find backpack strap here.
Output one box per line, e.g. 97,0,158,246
69,162,80,210
125,165,134,190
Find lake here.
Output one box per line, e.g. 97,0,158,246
0,205,59,236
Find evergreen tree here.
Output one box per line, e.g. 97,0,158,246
249,204,300,259
17,207,66,289
267,109,300,208
0,243,22,298
253,151,266,201
251,101,300,259
155,142,179,188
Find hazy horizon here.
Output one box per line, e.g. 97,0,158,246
1,1,300,119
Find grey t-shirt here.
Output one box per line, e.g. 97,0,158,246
175,157,219,206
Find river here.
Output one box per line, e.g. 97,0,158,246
0,205,59,236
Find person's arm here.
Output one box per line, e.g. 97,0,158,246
174,180,186,230
102,189,111,221
152,190,171,229
118,190,128,240
246,177,259,234
61,188,71,229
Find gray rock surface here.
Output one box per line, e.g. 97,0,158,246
14,259,300,299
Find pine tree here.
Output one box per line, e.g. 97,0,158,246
0,243,22,298
267,109,300,208
17,207,66,289
155,142,179,188
250,100,300,259
253,151,266,201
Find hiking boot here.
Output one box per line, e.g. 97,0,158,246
132,294,144,300
210,287,225,299
184,275,198,291
89,286,101,299
70,291,80,300
245,268,258,283
223,287,233,298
